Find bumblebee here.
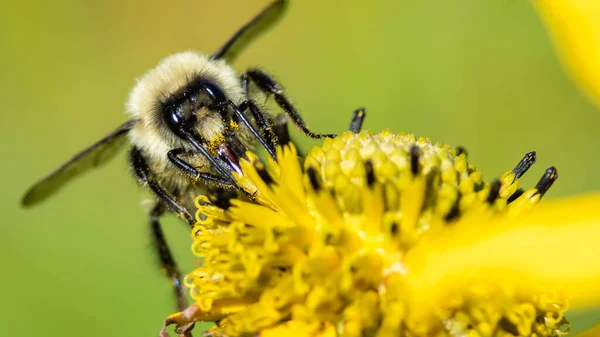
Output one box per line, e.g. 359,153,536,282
21,0,334,310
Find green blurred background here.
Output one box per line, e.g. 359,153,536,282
1,0,599,336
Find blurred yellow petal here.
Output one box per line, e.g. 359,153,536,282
260,321,336,337
533,0,600,107
405,193,600,321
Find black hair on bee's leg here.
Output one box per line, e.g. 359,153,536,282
167,148,207,179
167,148,237,187
149,203,187,312
239,100,278,150
130,146,194,226
223,100,277,159
242,69,337,139
349,108,366,133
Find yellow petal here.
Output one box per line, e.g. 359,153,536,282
260,320,336,337
164,297,255,328
533,0,600,107
404,193,600,319
228,199,295,228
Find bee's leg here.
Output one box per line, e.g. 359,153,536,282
149,203,188,312
222,100,277,160
241,69,337,139
239,79,278,148
130,146,195,226
349,108,366,133
167,148,237,188
242,101,277,149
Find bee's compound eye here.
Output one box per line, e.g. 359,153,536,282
164,106,186,138
201,80,226,103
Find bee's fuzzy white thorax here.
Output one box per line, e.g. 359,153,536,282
126,51,245,163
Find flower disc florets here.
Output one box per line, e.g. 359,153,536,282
163,130,566,337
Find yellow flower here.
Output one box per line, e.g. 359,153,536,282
532,0,600,108
161,130,600,337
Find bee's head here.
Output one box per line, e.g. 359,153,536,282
127,52,247,166
160,77,227,140
159,77,250,174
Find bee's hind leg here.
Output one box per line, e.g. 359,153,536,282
129,146,193,311
150,203,188,312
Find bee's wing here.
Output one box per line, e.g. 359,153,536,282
21,119,137,207
210,0,288,63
